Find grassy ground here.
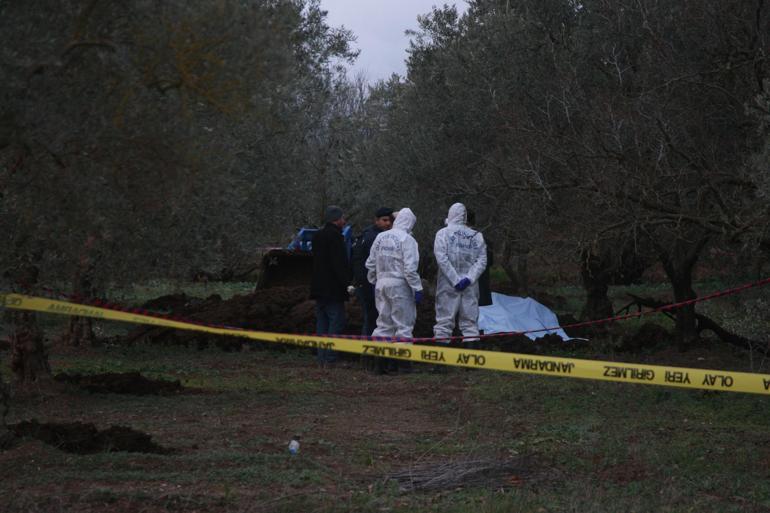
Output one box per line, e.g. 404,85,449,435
2,276,769,511
3,343,770,513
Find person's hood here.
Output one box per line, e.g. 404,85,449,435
393,207,416,233
445,203,467,226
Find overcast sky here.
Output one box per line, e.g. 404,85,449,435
320,0,468,82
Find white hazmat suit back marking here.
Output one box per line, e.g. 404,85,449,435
433,203,487,341
365,208,422,340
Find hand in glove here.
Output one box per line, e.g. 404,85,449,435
454,277,471,291
414,290,424,304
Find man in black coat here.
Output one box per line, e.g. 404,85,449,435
351,207,394,335
311,205,351,364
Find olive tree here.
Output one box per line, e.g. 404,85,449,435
0,0,355,380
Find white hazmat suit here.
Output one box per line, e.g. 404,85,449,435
433,203,487,341
365,208,422,340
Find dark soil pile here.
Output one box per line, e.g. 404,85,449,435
470,332,586,354
9,420,170,454
141,293,212,312
123,284,448,349
619,322,673,352
127,286,327,349
123,285,580,351
55,372,183,395
559,314,594,339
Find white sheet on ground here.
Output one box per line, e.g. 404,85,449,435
478,293,571,341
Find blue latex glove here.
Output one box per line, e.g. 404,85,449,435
454,277,471,291
414,290,424,304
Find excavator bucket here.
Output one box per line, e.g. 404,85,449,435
255,226,351,290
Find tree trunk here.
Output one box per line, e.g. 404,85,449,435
62,234,100,346
501,241,528,294
0,358,9,426
0,314,12,446
9,311,51,386
754,239,770,279
579,250,614,321
517,253,529,293
62,316,96,347
5,260,52,388
669,272,698,349
655,235,709,350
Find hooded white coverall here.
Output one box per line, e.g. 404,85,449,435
433,203,487,341
365,208,422,340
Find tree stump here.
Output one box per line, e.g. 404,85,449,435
9,311,52,386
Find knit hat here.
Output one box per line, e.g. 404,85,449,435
375,207,394,218
324,205,344,223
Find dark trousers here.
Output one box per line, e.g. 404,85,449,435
356,284,378,336
315,299,345,363
356,284,393,373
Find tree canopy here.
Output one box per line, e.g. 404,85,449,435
1,0,768,347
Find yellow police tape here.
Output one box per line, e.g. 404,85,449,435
3,292,770,395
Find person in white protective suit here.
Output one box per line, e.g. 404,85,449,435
365,208,423,340
433,203,487,342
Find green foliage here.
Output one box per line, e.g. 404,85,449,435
0,0,357,289
346,0,770,341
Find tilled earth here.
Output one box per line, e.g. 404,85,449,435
1,349,541,513
7,420,171,454
124,285,583,352
129,285,444,342
2,337,760,513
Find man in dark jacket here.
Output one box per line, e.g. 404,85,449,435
311,205,351,364
351,207,394,335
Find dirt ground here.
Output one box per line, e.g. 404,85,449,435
3,340,769,513
3,285,770,512
1,350,531,512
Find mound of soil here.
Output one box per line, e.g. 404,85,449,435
0,429,16,451
9,420,170,454
559,314,594,339
141,293,211,312
619,322,673,352
121,283,591,353
123,285,440,348
123,285,591,351
475,332,585,354
55,372,183,395
126,286,317,349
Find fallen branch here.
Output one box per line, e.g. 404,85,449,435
626,294,769,354
384,457,543,492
